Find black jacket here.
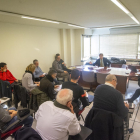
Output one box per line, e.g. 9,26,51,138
14,85,30,108
15,127,42,140
94,85,128,119
85,108,124,140
0,80,11,98
39,75,56,100
93,57,111,67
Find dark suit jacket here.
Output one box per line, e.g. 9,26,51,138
85,108,124,140
93,57,111,67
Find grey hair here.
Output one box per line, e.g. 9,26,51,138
56,89,73,106
105,74,117,82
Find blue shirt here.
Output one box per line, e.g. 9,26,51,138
34,66,44,78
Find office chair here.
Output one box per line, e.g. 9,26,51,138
97,73,108,84
82,71,96,93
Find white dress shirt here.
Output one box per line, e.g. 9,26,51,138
35,101,81,140
105,82,115,88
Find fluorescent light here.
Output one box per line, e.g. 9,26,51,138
111,0,129,14
131,17,140,24
68,24,88,29
21,16,59,24
111,0,139,24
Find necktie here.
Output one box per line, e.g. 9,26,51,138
100,59,104,67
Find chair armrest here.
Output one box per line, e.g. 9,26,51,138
1,120,20,133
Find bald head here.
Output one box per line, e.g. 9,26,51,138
56,89,73,106
105,74,117,82
105,74,117,88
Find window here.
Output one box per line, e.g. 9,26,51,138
83,37,90,58
100,34,139,59
82,34,139,60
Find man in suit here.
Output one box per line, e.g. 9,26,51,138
90,53,111,67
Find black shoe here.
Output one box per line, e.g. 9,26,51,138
128,128,134,135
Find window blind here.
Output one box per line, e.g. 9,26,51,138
100,34,139,58
91,35,100,56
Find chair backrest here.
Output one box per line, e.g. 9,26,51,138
85,108,124,140
82,71,96,83
97,73,108,84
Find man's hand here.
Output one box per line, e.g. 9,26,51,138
15,79,18,82
64,71,68,74
124,102,129,109
36,83,40,87
39,75,45,77
12,111,18,116
89,61,92,64
9,110,15,114
54,85,59,88
67,101,74,114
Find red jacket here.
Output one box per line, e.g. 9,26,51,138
0,70,16,84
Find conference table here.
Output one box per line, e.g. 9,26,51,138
69,65,139,94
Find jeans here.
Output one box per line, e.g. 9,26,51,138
3,107,33,130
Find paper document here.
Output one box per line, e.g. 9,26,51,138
54,84,62,92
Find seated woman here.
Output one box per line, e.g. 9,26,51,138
22,64,40,91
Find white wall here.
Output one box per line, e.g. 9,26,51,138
0,22,61,79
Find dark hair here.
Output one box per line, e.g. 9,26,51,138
55,54,60,60
99,53,103,56
71,69,80,80
0,62,7,69
130,66,137,73
33,59,38,64
48,69,57,75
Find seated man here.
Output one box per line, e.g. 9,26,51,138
0,101,33,130
0,62,18,86
35,89,81,140
56,53,71,73
33,59,46,81
93,74,133,135
62,69,89,115
90,53,111,67
52,54,70,82
39,69,58,100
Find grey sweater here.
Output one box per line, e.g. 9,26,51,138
22,73,37,91
52,60,64,73
0,105,11,127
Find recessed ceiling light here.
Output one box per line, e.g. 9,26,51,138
68,24,88,29
111,0,139,24
21,16,59,24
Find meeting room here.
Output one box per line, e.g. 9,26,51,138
0,0,140,140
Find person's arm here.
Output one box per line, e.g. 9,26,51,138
7,70,17,81
93,59,98,66
117,94,128,119
27,74,38,88
80,88,89,108
106,58,111,67
0,72,7,81
53,61,64,73
48,83,55,100
0,107,16,123
35,106,41,120
68,114,81,135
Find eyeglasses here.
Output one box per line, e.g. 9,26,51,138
113,79,117,84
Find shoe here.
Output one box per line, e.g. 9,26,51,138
128,128,134,135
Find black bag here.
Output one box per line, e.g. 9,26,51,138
18,109,30,117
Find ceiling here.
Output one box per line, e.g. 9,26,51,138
0,0,140,29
